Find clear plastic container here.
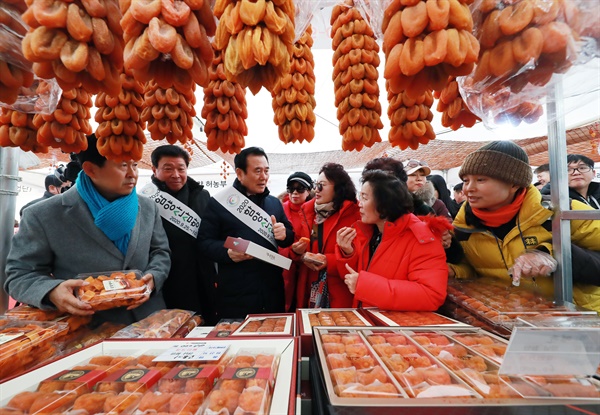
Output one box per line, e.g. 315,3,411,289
200,348,279,414
111,309,195,339
0,317,68,380
5,304,65,321
75,270,149,311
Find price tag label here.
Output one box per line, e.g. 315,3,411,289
153,342,229,362
103,279,127,291
186,327,213,338
0,332,25,345
499,327,600,376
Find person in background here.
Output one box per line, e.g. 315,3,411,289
6,134,171,325
534,164,550,187
449,141,600,312
146,145,212,315
335,170,449,310
294,163,360,309
362,157,462,262
566,155,599,209
197,147,294,322
19,173,68,216
450,182,466,218
403,159,436,215
280,172,314,311
413,181,437,210
428,174,454,219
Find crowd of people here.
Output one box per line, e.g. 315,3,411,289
5,137,600,328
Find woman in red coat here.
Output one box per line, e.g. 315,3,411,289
295,163,360,308
336,170,449,310
280,172,314,311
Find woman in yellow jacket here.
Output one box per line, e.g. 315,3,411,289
449,141,600,312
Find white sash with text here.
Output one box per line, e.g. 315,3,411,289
213,186,277,247
139,182,201,238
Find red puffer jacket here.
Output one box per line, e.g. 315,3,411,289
336,214,449,310
280,200,311,311
296,199,361,308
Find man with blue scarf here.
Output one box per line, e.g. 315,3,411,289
5,135,171,325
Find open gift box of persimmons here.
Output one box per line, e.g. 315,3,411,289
0,337,298,415
312,326,600,409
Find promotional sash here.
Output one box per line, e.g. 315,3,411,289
139,182,201,238
213,186,277,247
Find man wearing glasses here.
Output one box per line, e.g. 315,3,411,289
567,154,599,209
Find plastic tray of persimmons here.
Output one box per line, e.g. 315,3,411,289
312,326,600,407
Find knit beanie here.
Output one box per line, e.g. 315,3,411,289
459,141,533,188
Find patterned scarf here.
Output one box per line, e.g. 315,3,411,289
314,201,336,224
76,171,138,256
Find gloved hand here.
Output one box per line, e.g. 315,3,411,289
509,250,557,286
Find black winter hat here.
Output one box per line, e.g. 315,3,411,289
459,141,533,188
287,171,313,189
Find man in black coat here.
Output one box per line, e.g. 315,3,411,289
20,173,68,216
148,145,212,314
198,147,294,323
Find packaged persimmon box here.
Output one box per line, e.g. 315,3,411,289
95,367,163,394
199,348,279,415
111,309,195,339
37,368,108,395
230,314,295,337
75,270,149,311
146,365,220,413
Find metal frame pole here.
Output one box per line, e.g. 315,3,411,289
0,147,20,313
546,79,573,304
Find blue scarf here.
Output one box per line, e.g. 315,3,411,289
76,171,138,256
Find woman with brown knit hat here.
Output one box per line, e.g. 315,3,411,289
449,141,600,313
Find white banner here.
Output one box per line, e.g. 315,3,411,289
139,183,201,238
213,186,277,248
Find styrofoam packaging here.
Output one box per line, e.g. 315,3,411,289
75,270,149,311
365,310,469,328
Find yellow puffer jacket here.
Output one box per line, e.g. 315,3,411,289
450,185,600,312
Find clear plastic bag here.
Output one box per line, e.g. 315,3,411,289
460,0,599,129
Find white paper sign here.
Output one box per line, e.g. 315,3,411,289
153,342,229,362
499,327,600,376
186,326,213,338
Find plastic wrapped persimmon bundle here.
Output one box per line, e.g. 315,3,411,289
33,86,92,153
460,0,597,128
272,26,316,144
0,1,34,104
434,77,480,131
331,0,383,152
202,46,248,153
0,107,47,152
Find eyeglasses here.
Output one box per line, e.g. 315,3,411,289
315,182,331,192
287,186,307,193
405,160,428,169
568,165,592,174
